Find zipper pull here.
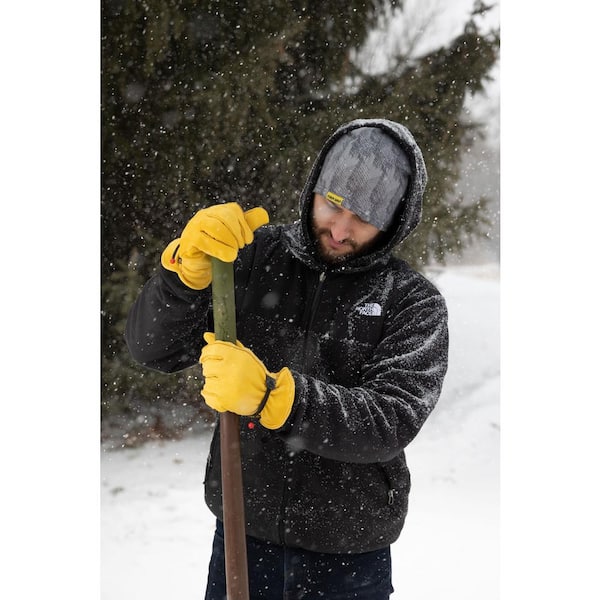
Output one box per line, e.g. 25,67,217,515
388,489,396,505
319,271,326,282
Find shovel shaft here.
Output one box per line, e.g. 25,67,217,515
210,258,249,600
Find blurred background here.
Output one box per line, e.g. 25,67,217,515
100,0,500,444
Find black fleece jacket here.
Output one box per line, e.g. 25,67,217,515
125,118,449,554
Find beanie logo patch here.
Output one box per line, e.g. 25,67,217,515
326,191,344,206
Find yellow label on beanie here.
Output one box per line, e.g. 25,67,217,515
326,191,344,206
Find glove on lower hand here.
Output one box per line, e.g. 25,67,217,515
200,332,295,430
161,202,269,289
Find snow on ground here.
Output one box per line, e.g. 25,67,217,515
101,264,499,599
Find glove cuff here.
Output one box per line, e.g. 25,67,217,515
259,367,295,430
253,374,277,417
161,238,182,272
161,238,212,290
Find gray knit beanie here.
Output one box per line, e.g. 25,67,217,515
313,127,411,231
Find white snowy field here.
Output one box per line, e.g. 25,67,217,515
101,264,500,600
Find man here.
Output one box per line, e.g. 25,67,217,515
125,118,449,599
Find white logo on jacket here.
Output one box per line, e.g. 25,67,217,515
356,303,382,316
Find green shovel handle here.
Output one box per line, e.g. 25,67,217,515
210,257,249,600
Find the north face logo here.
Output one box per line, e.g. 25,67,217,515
357,303,382,316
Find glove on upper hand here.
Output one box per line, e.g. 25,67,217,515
161,202,269,289
200,332,295,430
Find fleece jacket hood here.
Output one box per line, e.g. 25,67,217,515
283,118,428,273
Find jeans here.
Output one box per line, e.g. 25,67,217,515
205,520,394,600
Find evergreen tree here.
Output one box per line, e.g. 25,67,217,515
101,0,499,433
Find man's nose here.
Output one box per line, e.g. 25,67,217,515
330,215,352,242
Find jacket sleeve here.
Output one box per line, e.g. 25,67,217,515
124,266,212,373
280,279,449,464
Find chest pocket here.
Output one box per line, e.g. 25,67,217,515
315,294,386,385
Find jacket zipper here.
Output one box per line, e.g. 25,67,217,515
378,465,397,505
300,270,327,366
278,270,327,545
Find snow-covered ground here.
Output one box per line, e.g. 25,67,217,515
101,264,500,599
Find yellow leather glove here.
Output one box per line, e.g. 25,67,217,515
161,203,269,289
200,333,295,430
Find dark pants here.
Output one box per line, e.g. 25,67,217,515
205,520,394,600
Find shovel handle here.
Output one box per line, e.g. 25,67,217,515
210,257,249,600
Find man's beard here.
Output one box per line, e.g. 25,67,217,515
311,223,382,265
